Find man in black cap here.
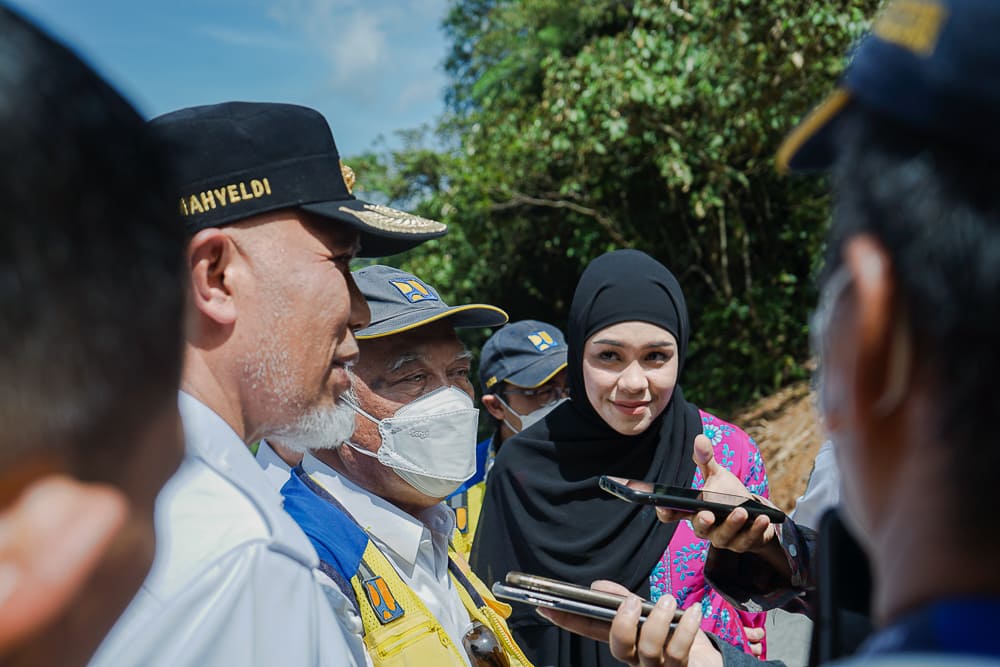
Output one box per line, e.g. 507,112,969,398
447,320,568,556
92,103,446,666
277,265,535,667
545,0,1000,665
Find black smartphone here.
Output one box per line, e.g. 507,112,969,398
809,508,872,666
491,571,679,626
598,475,786,523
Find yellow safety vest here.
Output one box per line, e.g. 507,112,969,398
352,539,532,667
448,480,486,559
281,467,533,667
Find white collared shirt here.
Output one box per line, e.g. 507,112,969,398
90,393,367,667
302,453,473,667
256,438,294,489
790,439,841,530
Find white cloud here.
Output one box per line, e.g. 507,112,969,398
398,76,442,110
325,10,388,85
267,0,390,84
263,0,448,115
195,24,299,51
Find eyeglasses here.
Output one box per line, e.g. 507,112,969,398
502,384,570,404
463,620,511,667
809,265,853,359
809,266,853,416
809,264,912,418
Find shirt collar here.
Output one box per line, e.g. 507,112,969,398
256,439,293,490
178,391,317,565
301,453,455,568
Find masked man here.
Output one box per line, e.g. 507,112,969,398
278,265,535,667
448,321,568,555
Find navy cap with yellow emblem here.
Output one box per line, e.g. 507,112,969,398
353,265,508,339
149,102,447,257
777,0,1000,173
479,320,568,393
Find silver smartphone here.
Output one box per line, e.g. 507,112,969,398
491,572,680,626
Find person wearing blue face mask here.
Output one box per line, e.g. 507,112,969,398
447,321,570,555
280,265,535,667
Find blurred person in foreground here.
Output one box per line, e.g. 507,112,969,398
447,320,569,555
544,0,1000,665
278,265,535,666
0,5,186,665
90,103,447,666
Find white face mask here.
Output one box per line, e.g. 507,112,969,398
811,264,912,546
496,396,567,434
343,386,480,498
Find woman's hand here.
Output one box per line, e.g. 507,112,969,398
743,625,765,657
656,435,779,556
538,581,722,667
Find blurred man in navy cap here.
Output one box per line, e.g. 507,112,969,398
447,320,568,556
91,104,447,666
277,266,534,667
544,1,1000,665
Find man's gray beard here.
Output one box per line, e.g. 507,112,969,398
271,399,356,454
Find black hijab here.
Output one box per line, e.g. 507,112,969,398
471,250,702,667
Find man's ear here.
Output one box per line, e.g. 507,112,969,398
481,394,506,422
187,228,238,327
0,476,127,652
843,234,909,422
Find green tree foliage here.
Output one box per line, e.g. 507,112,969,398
351,0,879,411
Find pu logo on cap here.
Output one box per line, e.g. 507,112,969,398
873,0,947,56
390,279,439,303
528,331,558,352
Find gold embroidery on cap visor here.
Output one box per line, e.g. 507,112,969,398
340,160,356,194
337,203,447,235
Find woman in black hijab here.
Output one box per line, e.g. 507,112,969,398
471,250,769,667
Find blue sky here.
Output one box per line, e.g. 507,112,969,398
9,0,450,157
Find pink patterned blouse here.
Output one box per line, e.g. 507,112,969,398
649,410,770,657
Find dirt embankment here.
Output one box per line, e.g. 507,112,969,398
730,381,825,512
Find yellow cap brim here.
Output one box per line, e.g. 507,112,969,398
356,303,509,340
502,361,569,390
776,89,853,175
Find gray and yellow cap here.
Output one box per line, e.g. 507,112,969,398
353,265,508,339
479,320,568,393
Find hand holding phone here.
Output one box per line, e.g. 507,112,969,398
598,476,786,523
507,575,710,665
